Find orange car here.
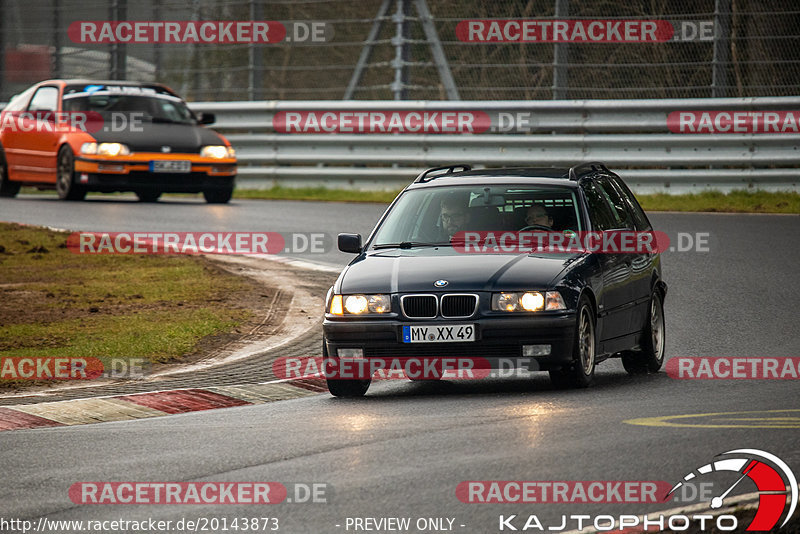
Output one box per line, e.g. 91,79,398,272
0,80,236,203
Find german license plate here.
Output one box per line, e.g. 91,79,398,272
150,160,191,173
402,324,475,343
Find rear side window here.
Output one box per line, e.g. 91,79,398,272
3,86,36,112
581,181,619,231
608,176,652,231
595,177,633,229
27,86,59,112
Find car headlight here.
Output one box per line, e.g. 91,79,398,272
329,294,391,315
80,142,98,154
494,292,519,312
344,295,368,314
520,292,544,311
492,291,565,312
83,142,131,156
367,294,391,313
200,145,235,159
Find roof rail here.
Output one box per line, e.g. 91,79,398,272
568,162,609,181
414,164,473,183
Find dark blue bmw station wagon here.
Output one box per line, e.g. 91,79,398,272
323,163,667,397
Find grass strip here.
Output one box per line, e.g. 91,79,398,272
20,186,799,213
232,187,799,214
0,222,255,387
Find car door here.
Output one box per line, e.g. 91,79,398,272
580,179,634,342
603,175,659,335
11,85,61,183
0,85,38,179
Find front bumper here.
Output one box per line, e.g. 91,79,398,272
323,313,577,372
75,156,236,193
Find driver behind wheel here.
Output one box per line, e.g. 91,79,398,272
524,204,554,229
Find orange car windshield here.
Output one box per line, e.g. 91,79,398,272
62,93,196,125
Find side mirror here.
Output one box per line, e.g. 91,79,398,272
338,233,362,254
198,112,216,125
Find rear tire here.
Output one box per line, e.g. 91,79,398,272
549,295,596,388
622,290,665,374
203,187,233,204
136,191,161,202
56,146,86,201
0,150,20,198
323,340,370,397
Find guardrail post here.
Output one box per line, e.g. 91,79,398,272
109,0,127,80
249,0,264,100
391,0,411,100
712,0,732,97
552,0,569,100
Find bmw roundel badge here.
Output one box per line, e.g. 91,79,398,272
434,279,448,287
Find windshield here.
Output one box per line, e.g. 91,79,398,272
62,91,196,125
372,184,582,247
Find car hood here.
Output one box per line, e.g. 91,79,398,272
339,248,583,294
90,122,225,154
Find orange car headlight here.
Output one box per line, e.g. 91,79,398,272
200,145,235,159
82,142,130,156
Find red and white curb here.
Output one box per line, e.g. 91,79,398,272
0,378,327,432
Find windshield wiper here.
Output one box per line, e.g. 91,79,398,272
372,241,448,249
149,116,189,124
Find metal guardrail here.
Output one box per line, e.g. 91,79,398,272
191,97,800,133
0,98,795,192
188,98,800,193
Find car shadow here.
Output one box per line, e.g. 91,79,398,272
15,195,234,206
328,369,670,401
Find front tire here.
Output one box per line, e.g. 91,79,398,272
0,150,20,198
56,146,86,201
622,290,665,374
136,191,161,202
203,187,233,204
323,340,371,397
549,295,596,388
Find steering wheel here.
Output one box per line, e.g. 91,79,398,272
519,225,552,231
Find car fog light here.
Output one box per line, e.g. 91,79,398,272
338,348,364,359
523,344,551,357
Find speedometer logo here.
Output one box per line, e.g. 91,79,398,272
668,448,798,531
